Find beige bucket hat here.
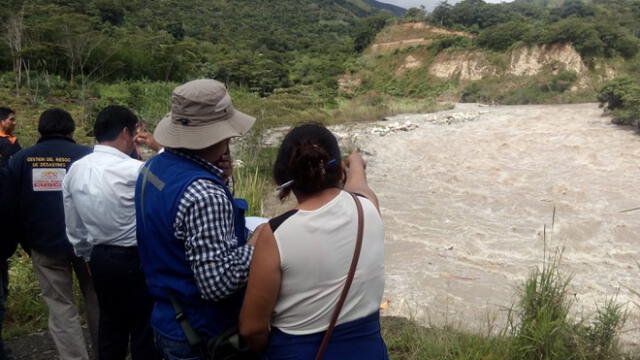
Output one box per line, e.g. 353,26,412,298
154,79,256,149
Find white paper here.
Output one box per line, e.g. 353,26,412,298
245,216,269,232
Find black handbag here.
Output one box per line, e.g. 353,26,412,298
206,325,255,360
168,292,256,360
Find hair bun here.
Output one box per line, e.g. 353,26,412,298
289,140,330,184
273,123,342,200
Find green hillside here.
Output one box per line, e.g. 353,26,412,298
2,0,640,136
0,0,391,95
343,0,640,122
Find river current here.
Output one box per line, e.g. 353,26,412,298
360,103,640,343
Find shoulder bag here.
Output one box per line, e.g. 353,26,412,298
314,192,365,360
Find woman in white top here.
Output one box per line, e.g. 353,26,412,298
240,123,388,359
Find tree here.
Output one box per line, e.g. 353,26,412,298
598,77,640,126
95,0,126,26
476,21,532,51
4,6,25,95
554,0,595,19
403,7,426,22
353,14,390,52
56,14,117,97
431,1,453,27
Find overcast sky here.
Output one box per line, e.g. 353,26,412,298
379,0,514,11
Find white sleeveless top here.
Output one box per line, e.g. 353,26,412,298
269,191,385,335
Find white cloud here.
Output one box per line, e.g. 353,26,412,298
379,0,513,11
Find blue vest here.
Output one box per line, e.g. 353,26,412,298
135,151,247,341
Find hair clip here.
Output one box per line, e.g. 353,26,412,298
276,180,294,191
327,158,337,167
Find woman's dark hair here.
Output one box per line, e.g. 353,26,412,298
38,108,75,136
274,123,342,200
94,105,138,142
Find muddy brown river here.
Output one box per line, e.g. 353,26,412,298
354,103,640,344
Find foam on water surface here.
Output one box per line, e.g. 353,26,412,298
358,103,640,344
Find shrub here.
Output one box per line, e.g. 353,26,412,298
581,298,627,359
598,77,640,126
476,21,533,51
508,249,628,360
91,81,174,128
541,70,578,93
430,36,474,53
460,82,490,103
6,250,49,337
510,254,573,360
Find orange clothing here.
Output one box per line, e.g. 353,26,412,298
0,131,16,144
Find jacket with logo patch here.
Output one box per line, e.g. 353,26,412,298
6,136,91,255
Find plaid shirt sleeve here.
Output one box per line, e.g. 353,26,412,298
175,179,254,302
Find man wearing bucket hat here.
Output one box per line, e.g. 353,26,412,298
135,79,256,359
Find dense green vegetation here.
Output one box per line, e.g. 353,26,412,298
0,0,393,96
339,0,640,119
598,77,640,126
429,0,640,60
4,0,640,131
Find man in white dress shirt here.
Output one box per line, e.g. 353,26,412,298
63,105,161,360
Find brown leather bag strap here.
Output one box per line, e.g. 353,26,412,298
315,192,365,360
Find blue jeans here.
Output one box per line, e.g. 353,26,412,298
154,331,204,360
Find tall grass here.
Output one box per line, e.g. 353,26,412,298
381,249,633,360
509,252,574,360
233,165,269,217
5,250,47,338
382,317,512,360
506,249,629,360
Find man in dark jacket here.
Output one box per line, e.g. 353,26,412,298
0,106,20,359
7,109,99,360
0,169,18,360
0,107,20,168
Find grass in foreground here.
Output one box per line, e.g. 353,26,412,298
5,250,48,338
381,251,635,360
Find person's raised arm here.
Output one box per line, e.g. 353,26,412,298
134,129,162,152
239,224,281,353
344,151,379,211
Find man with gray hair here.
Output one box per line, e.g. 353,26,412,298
135,79,256,359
